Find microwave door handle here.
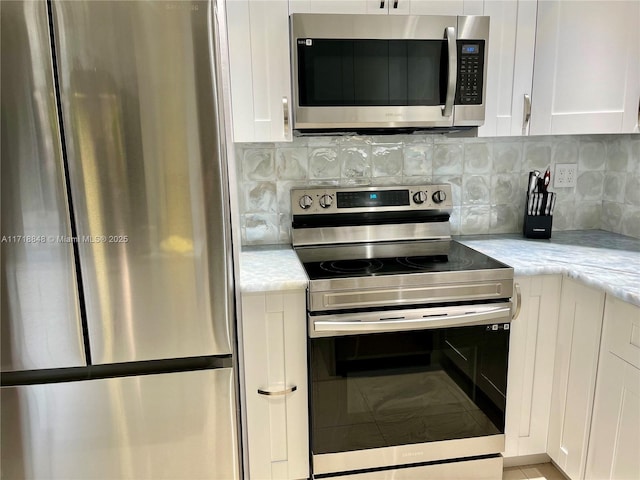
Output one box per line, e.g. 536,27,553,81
442,26,457,117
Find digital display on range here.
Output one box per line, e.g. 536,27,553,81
462,44,479,54
336,190,410,208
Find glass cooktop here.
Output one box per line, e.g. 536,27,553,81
297,241,511,281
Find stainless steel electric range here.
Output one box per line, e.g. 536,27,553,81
291,184,520,480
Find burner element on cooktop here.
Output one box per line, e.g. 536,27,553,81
397,255,474,270
320,259,384,274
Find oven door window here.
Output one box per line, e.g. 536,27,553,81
310,324,509,455
297,39,447,107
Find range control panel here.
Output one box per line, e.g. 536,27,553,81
456,40,485,105
291,184,454,215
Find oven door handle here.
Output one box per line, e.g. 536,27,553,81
312,304,512,336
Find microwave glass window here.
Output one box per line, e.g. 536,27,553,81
297,39,447,107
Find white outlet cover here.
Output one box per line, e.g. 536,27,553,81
555,163,577,188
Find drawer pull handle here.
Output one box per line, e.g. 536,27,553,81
258,385,297,396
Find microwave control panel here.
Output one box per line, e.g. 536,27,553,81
456,40,485,105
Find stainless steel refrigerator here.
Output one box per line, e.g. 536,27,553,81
1,1,239,478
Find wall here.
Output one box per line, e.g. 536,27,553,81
235,134,639,245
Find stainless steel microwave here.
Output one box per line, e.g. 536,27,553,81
290,14,489,133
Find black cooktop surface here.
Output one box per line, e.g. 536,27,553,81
297,240,511,281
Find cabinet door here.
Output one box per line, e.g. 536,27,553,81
241,291,309,480
290,0,370,14
530,0,640,135
548,277,605,480
586,297,640,480
227,0,292,143
389,0,483,15
503,276,561,458
479,0,536,137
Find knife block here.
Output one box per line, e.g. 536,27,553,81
523,198,553,239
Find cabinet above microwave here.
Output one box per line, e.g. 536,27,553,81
290,14,489,133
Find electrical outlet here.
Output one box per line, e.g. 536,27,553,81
554,163,577,188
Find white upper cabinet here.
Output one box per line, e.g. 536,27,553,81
290,0,483,16
478,0,537,137
226,0,293,143
289,0,369,14
530,0,640,135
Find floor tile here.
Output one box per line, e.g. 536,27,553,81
503,466,528,480
520,462,566,480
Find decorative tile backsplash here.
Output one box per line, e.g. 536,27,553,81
235,134,640,245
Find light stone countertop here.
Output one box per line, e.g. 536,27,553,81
239,245,308,293
239,230,640,306
456,230,640,307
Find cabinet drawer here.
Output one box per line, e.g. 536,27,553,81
605,296,640,369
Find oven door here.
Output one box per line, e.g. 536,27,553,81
309,307,510,476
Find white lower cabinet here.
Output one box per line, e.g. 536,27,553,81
585,296,640,480
548,277,606,480
241,290,309,480
504,275,561,459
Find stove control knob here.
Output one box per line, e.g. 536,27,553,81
299,195,313,210
412,191,427,204
319,194,334,209
432,190,447,204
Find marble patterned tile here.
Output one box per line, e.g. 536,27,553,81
601,201,624,233
624,174,640,206
464,141,493,174
603,172,626,203
574,202,602,230
460,205,491,234
491,174,520,205
579,138,607,171
276,147,308,180
491,205,521,234
449,206,461,235
242,148,276,181
308,146,340,179
433,143,463,175
630,138,640,174
403,143,433,176
523,141,552,172
606,137,630,172
278,213,291,243
463,175,491,205
493,141,523,174
552,137,580,165
244,182,277,213
549,202,574,231
621,206,640,238
575,171,604,201
242,213,279,244
340,145,371,181
371,144,403,177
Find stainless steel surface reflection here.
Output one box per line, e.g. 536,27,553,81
51,0,232,363
1,0,86,371
0,368,238,479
